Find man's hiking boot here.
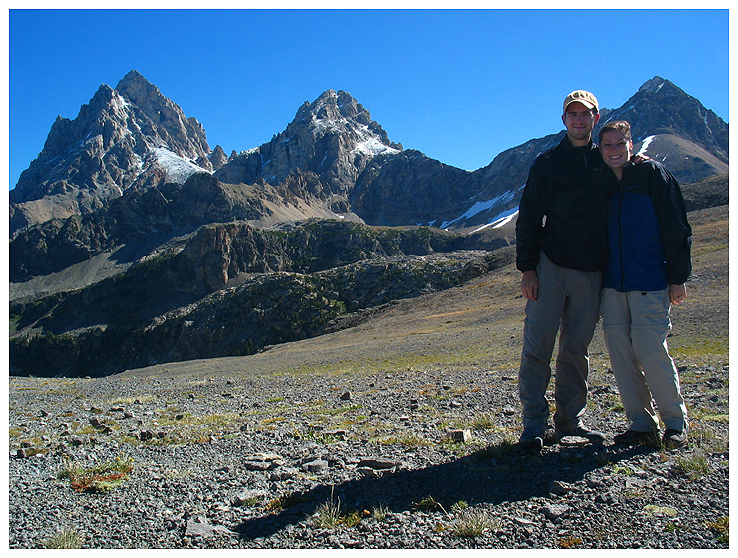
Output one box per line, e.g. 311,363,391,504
662,429,688,449
555,425,606,444
613,429,660,447
518,428,544,451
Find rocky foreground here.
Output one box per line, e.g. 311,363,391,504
8,354,729,549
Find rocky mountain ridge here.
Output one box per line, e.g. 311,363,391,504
9,218,514,377
10,73,728,241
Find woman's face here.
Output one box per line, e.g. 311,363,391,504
599,129,633,170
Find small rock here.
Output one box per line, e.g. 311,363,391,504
541,504,569,521
244,460,272,471
232,489,267,506
450,429,472,443
184,518,236,538
340,391,352,401
549,480,573,495
302,459,328,472
243,452,284,470
358,467,382,478
585,476,604,489
595,491,618,504
139,430,155,441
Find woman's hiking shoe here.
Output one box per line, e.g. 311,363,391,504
662,429,688,449
613,429,660,447
518,428,544,451
555,426,605,444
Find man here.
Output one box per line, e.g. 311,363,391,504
514,90,609,451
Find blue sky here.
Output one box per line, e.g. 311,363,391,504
7,8,730,190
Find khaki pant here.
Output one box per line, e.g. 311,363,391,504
600,288,688,432
518,252,601,431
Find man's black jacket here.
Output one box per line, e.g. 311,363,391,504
515,135,610,273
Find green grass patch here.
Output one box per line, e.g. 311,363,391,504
449,507,499,538
41,529,82,549
673,452,710,481
671,336,729,359
707,516,729,543
59,456,134,493
644,504,678,518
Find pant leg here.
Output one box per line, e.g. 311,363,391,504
629,290,689,433
518,253,566,430
601,288,659,431
552,265,602,431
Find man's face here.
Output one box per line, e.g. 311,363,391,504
562,101,600,146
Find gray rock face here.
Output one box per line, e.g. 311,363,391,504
115,70,210,159
10,71,212,238
215,89,401,194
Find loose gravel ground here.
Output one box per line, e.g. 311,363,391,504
8,354,729,549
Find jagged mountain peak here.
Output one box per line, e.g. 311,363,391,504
296,89,367,123
115,70,210,159
214,88,401,191
291,89,373,136
115,70,172,119
598,75,729,176
9,70,215,238
638,76,682,96
117,69,150,88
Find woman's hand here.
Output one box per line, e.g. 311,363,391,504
669,284,687,305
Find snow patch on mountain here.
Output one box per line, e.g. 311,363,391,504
153,147,210,184
439,190,515,229
637,135,655,156
354,136,400,157
472,208,519,233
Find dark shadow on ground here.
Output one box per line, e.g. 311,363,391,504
233,441,658,540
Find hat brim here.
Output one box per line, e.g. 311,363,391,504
564,100,596,111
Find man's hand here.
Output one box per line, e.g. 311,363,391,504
669,283,687,306
631,153,651,164
521,270,538,301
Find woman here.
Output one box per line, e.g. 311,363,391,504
598,120,692,449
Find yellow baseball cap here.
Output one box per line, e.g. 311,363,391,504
563,90,599,113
